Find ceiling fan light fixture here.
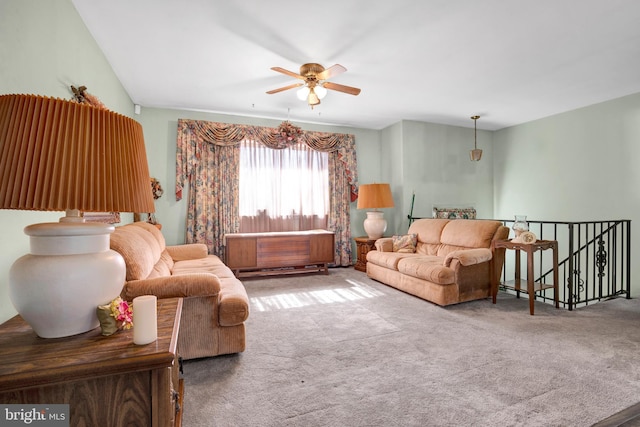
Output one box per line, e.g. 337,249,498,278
308,88,320,107
267,63,360,108
296,86,310,101
315,84,327,99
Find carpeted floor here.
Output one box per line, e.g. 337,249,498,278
182,267,640,427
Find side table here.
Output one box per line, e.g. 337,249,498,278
354,236,378,272
0,297,184,427
492,239,559,315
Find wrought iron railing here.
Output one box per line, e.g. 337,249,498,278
497,219,631,310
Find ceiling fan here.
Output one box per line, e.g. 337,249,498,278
266,63,361,108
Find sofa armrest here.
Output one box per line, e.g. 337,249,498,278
374,237,394,252
218,278,250,326
443,248,492,267
166,243,209,261
121,273,221,300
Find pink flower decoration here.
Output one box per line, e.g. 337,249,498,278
275,121,303,145
109,297,134,330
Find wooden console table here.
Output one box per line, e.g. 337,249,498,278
354,236,377,272
0,298,184,427
225,230,335,277
492,239,559,315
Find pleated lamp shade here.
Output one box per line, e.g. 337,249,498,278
357,183,395,210
0,94,155,214
0,94,155,339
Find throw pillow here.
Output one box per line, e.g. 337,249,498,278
392,234,418,253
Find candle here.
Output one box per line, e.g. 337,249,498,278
133,295,157,345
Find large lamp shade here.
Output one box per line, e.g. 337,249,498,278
357,183,394,239
0,94,155,338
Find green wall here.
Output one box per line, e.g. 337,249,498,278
493,93,640,295
391,120,494,234
494,93,640,221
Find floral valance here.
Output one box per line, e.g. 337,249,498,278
176,119,359,201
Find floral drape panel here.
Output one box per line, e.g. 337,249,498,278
176,119,358,266
176,123,239,256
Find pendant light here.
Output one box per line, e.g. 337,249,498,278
470,115,482,161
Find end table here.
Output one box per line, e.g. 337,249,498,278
0,298,184,427
354,236,378,272
492,239,559,315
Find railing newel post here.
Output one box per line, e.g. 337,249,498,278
626,220,631,299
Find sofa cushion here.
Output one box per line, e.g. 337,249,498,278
127,225,163,263
437,220,502,256
110,227,155,281
366,250,418,270
392,234,417,253
172,255,237,279
397,256,455,285
415,242,441,256
131,221,167,252
408,218,450,244
160,249,175,271
409,218,449,255
148,250,174,279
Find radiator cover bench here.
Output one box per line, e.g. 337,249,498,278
224,230,335,278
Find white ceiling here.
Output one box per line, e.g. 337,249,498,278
71,0,640,131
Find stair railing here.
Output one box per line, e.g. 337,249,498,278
498,219,631,310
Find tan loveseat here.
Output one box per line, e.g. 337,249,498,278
366,219,509,306
110,222,249,360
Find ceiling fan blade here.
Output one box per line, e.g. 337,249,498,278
323,81,361,96
266,82,303,94
317,64,346,80
271,66,304,80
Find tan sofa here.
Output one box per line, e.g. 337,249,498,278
366,219,509,306
110,222,249,360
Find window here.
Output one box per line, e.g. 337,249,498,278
239,139,329,232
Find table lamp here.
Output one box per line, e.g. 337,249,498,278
357,183,394,239
0,94,155,338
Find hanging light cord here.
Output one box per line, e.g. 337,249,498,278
471,115,480,149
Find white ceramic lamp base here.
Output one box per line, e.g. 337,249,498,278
9,221,126,338
363,211,387,239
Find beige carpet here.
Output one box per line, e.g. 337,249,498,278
182,267,640,427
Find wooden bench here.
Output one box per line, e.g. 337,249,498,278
224,230,335,278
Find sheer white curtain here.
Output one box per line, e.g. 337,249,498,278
239,139,329,232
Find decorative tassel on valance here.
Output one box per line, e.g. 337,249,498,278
275,121,303,146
